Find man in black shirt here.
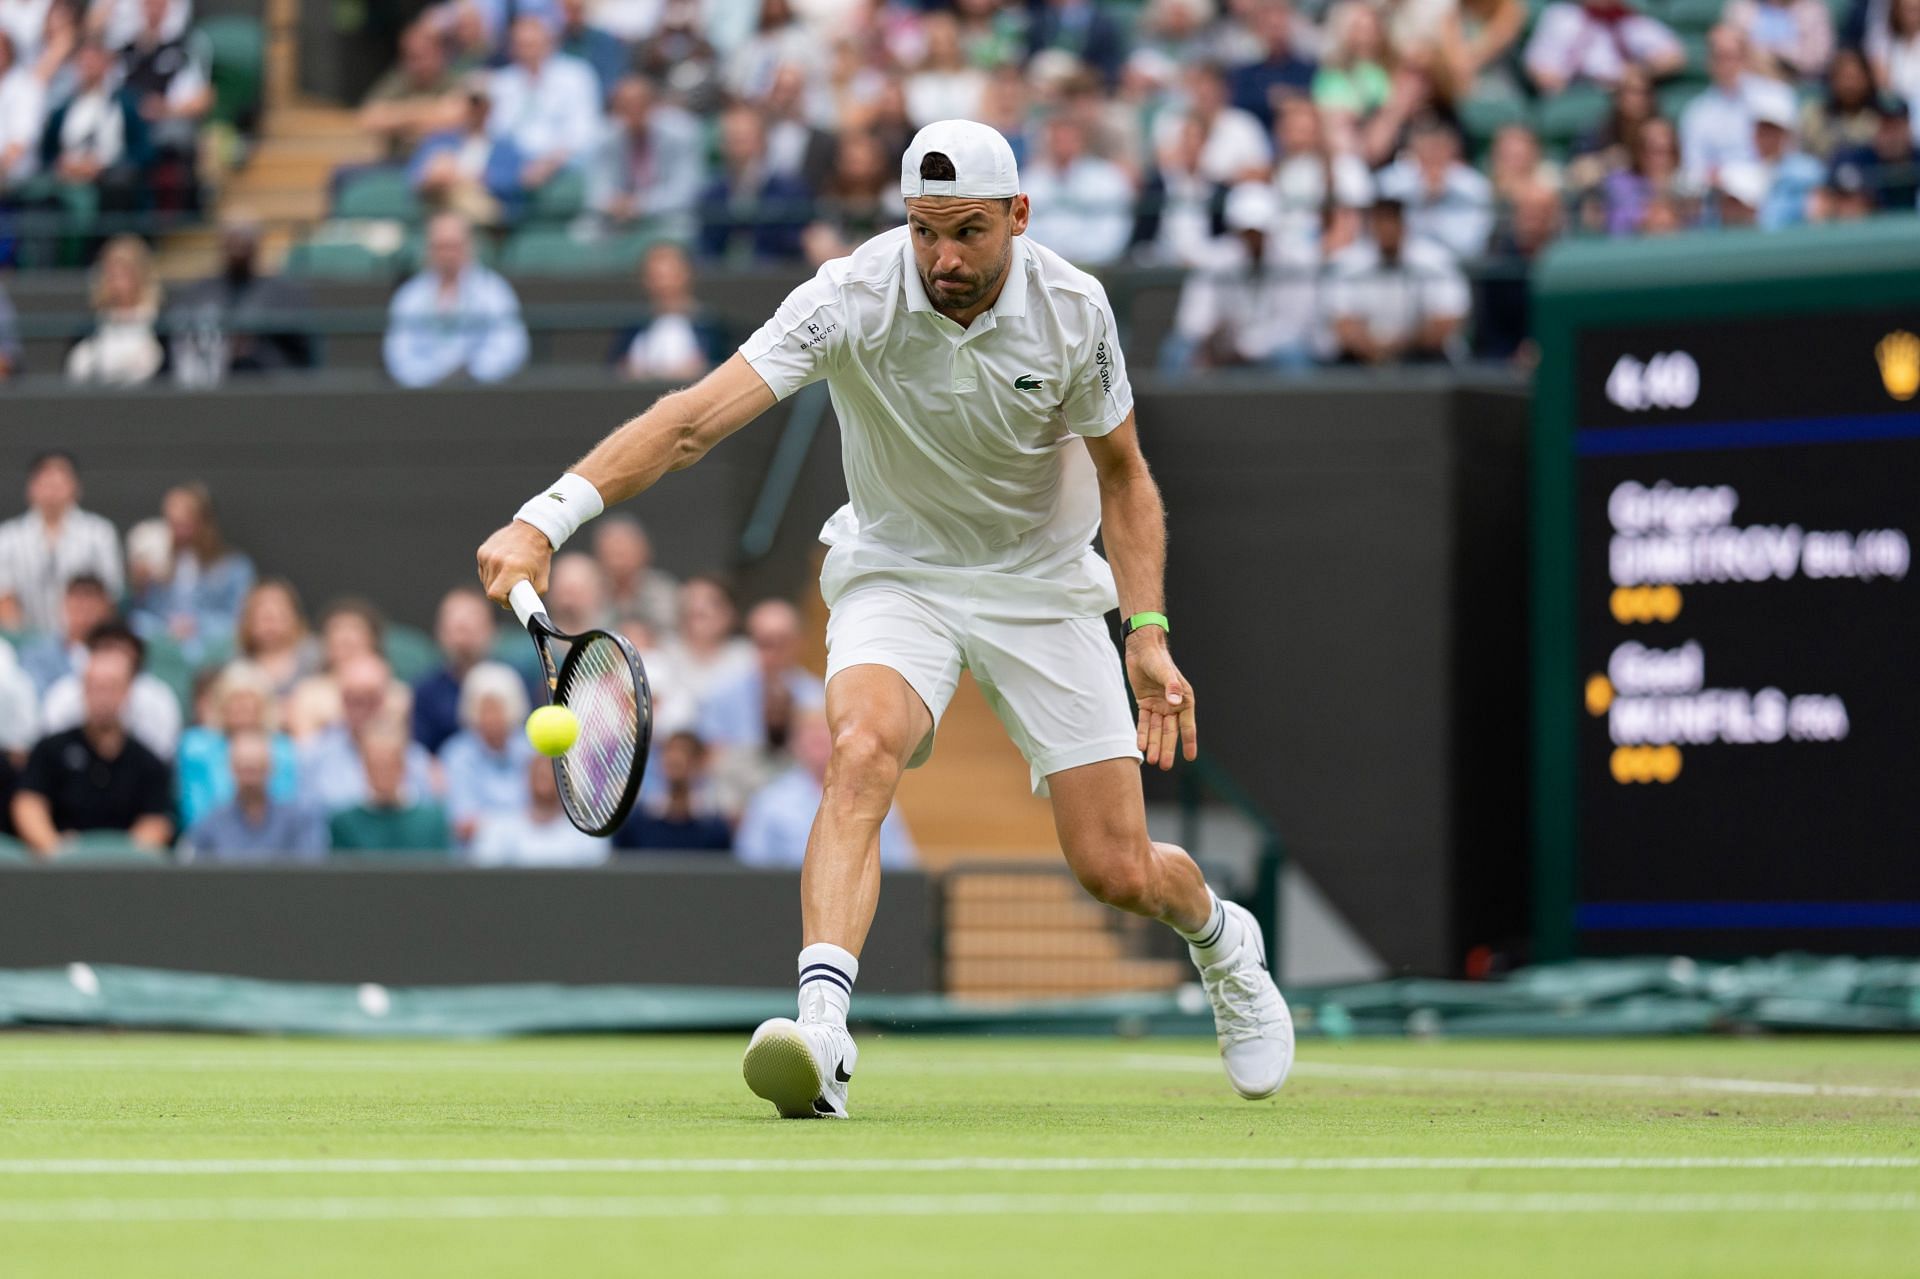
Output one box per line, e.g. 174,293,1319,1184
12,640,173,859
121,0,212,211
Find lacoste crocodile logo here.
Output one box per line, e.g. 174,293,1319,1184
1013,374,1043,391
547,492,566,502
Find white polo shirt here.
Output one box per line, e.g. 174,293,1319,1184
740,226,1134,619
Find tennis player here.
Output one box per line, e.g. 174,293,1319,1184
478,120,1292,1117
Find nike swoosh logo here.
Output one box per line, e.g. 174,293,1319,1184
835,1061,852,1083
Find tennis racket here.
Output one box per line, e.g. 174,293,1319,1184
508,579,652,837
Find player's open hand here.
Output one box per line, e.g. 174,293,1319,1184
475,520,553,607
1125,636,1197,770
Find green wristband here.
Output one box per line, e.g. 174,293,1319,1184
1123,611,1169,637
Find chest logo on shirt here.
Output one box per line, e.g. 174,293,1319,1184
1012,374,1044,391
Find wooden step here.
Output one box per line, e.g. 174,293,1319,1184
945,956,1189,995
945,929,1130,960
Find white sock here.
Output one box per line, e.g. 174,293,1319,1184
1178,891,1244,968
796,942,858,1027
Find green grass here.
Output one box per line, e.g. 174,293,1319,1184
2,1033,1917,1278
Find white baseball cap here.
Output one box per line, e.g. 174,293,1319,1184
900,120,1021,200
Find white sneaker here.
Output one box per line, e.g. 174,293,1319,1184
742,1017,858,1119
1194,902,1295,1100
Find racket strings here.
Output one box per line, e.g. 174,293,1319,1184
554,635,641,832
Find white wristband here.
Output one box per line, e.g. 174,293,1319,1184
513,473,605,550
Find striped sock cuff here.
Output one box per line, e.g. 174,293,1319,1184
797,942,859,993
1182,894,1227,949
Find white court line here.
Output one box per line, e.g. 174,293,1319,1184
1124,1056,1920,1099
0,1192,1915,1224
1,1156,1915,1176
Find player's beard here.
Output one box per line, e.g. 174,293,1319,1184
924,240,1010,316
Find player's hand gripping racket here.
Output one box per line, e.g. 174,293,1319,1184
508,580,652,836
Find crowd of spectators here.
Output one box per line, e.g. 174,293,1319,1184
1,0,1918,385
0,449,910,868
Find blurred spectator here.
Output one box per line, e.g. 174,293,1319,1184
1028,0,1129,88
586,74,704,237
548,550,614,634
1378,115,1496,259
440,659,533,846
554,0,625,100
471,751,608,865
358,19,463,161
1057,65,1146,179
1810,142,1886,217
663,574,753,707
955,0,1028,68
12,640,171,858
812,128,904,243
0,450,123,635
0,1,54,65
907,12,988,126
383,212,529,388
1135,0,1215,66
132,482,254,661
1163,181,1322,373
88,0,185,50
1681,26,1769,186
181,727,327,863
593,514,679,631
1476,182,1562,362
34,38,150,247
760,63,837,192
1800,47,1892,160
488,15,600,191
327,722,451,853
1271,95,1375,245
1601,116,1690,234
727,0,814,102
450,0,563,53
410,76,526,226
174,659,298,831
1135,112,1222,266
1024,114,1136,265
300,653,437,813
736,708,914,868
612,728,731,851
164,211,317,382
41,619,182,758
64,234,165,385
1868,0,1920,103
1437,0,1528,104
1164,63,1272,183
632,0,722,116
701,597,824,805
1719,80,1825,227
1328,197,1468,364
1725,0,1835,81
699,102,811,262
1488,122,1564,203
236,577,321,702
611,241,729,382
286,598,400,741
0,277,19,381
20,571,109,688
0,634,38,759
1229,0,1316,128
120,0,209,212
412,586,497,753
1313,3,1392,124
0,28,47,198
1525,0,1684,94
1567,63,1660,193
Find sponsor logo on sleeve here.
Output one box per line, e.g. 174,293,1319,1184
798,319,839,351
1095,341,1112,397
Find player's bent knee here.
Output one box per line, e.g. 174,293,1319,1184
1072,854,1156,917
824,724,905,804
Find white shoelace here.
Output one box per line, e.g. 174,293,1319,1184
1204,962,1284,1047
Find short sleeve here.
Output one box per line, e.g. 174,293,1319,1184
17,735,56,797
135,750,173,819
1059,286,1133,438
1419,256,1471,320
737,261,849,401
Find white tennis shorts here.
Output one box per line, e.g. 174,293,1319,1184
824,584,1142,796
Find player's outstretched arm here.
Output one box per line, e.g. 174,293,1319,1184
476,354,776,604
1084,413,1198,770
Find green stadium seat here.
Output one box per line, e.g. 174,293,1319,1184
1458,91,1531,148
56,833,166,863
500,226,650,275
195,16,264,131
1680,31,1711,74
395,227,500,273
1533,84,1613,145
142,634,197,711
335,169,423,222
284,240,392,280
384,624,441,684
1658,0,1724,33
531,169,588,221
1659,77,1710,120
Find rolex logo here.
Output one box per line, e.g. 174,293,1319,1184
1877,330,1919,402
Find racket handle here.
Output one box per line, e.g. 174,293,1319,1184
508,580,547,631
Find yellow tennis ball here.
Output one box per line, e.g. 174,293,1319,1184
526,705,580,757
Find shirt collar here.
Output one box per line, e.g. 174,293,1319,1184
900,233,1031,323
